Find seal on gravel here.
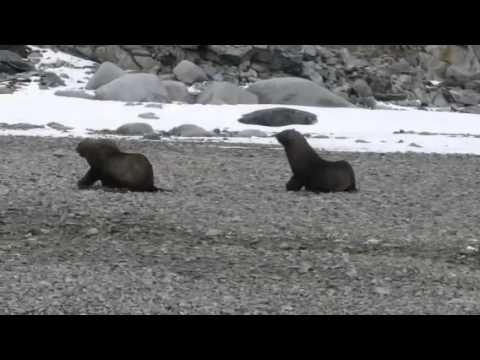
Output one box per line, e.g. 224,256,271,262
76,138,166,192
275,129,357,193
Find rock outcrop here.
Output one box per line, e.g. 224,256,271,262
5,45,480,112
238,108,318,127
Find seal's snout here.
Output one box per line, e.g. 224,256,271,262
275,129,295,146
275,133,285,146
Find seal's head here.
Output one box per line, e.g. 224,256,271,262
76,138,120,160
275,129,302,147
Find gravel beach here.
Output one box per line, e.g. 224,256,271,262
1,135,480,314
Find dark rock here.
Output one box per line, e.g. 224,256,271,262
138,112,159,120
368,72,392,94
352,79,373,98
0,50,34,74
269,45,304,75
312,134,330,139
374,93,408,102
162,80,195,103
357,96,377,109
168,124,214,137
116,122,155,136
238,107,317,127
389,59,414,74
209,45,253,66
448,88,480,106
0,123,45,130
143,133,162,140
465,80,480,92
145,103,163,109
47,122,73,131
39,72,66,88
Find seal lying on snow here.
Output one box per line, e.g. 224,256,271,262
275,129,357,193
76,138,168,192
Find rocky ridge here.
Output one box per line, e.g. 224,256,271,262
3,45,480,113
47,44,480,112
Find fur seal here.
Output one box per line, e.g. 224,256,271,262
275,129,357,193
76,138,167,192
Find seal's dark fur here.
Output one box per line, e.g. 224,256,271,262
276,129,357,193
76,139,164,192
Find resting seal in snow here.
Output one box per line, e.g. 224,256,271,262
275,129,357,193
76,139,167,192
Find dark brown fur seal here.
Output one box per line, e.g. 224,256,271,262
76,138,166,192
275,129,357,193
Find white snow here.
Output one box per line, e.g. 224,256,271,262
1,46,480,155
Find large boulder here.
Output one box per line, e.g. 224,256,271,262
426,45,469,66
197,81,258,105
95,73,169,103
162,80,195,103
419,53,449,81
86,61,125,90
445,65,475,84
352,79,373,98
246,77,354,107
238,107,317,127
0,50,34,74
448,89,480,106
426,45,480,83
116,122,155,136
168,124,214,137
173,60,208,85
